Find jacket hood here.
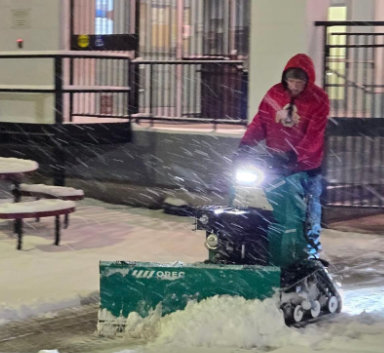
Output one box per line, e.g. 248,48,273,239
282,53,316,86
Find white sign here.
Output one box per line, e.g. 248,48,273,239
11,9,31,29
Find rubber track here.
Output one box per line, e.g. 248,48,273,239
283,268,342,327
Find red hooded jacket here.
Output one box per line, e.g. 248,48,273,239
240,53,329,171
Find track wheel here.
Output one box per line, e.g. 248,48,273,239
281,303,292,322
326,296,339,313
293,305,304,323
310,300,321,318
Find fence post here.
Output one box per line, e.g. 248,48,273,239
53,56,66,186
128,60,139,117
322,24,329,90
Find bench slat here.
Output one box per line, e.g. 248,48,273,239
20,184,84,200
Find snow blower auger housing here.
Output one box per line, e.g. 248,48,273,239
98,206,340,333
98,260,281,333
98,164,341,333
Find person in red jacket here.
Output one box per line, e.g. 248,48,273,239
237,53,329,258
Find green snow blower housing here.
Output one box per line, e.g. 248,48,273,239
99,261,280,320
98,173,341,331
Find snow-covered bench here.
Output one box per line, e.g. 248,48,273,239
0,199,76,250
18,183,84,227
19,184,84,201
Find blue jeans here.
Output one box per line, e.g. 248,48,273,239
302,173,323,255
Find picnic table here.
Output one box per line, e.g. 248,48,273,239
0,157,39,202
0,157,81,250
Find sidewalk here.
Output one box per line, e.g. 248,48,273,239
0,198,207,323
327,213,384,235
0,197,383,325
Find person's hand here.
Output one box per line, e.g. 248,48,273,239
270,150,296,163
269,150,297,175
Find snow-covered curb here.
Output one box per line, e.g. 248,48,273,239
0,292,98,326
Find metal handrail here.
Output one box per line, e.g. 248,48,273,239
0,52,247,125
0,51,132,124
132,59,244,65
0,51,131,59
326,68,370,93
315,21,384,26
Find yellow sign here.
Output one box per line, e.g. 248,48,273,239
77,35,90,48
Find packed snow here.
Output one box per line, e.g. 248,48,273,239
0,198,383,353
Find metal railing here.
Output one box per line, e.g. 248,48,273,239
0,51,132,123
324,118,384,208
0,52,133,186
315,22,384,209
0,52,247,125
69,55,133,120
316,21,384,118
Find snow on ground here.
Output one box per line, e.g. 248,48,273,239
0,197,383,353
124,302,384,353
0,198,206,324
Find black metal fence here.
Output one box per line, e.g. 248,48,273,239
68,58,248,124
324,119,384,208
316,21,384,209
316,21,384,118
69,55,133,120
0,52,247,124
0,52,133,185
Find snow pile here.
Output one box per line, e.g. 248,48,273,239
117,295,384,353
119,295,302,349
149,295,299,348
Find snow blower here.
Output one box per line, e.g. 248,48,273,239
98,157,342,333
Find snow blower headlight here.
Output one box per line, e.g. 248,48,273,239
235,166,265,186
205,234,219,250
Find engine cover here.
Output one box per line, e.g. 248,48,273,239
196,206,274,265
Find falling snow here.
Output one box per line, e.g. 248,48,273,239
0,197,383,353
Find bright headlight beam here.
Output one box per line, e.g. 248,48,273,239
235,168,265,186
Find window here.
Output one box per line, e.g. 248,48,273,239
95,0,114,34
327,5,347,101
